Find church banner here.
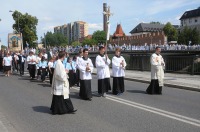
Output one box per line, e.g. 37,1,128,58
8,33,22,52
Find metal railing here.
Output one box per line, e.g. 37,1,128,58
127,54,200,75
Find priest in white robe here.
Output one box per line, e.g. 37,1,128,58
77,48,93,101
146,46,165,95
112,47,127,95
95,45,111,97
50,51,77,115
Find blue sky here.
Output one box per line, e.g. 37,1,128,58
0,0,199,46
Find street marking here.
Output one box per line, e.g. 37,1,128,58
71,87,200,127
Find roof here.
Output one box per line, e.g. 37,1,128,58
129,23,164,34
180,8,200,20
113,24,125,37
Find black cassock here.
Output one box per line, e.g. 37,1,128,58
79,80,92,100
146,79,162,94
98,78,111,95
112,77,125,95
50,95,74,115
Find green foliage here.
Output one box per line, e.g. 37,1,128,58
12,11,38,48
178,26,200,45
42,32,68,46
163,22,178,42
71,41,81,47
82,38,97,46
92,30,106,44
1,45,7,50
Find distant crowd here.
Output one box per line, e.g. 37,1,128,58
44,43,200,53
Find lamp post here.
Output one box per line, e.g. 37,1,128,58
9,10,22,50
9,10,20,33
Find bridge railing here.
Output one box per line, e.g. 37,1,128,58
126,54,200,75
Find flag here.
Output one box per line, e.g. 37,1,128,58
107,21,110,41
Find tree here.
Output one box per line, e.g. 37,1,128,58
178,26,200,45
71,41,81,47
82,38,97,46
92,30,106,44
163,22,178,42
12,11,38,48
42,32,68,46
1,45,7,50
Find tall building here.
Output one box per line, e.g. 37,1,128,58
54,24,68,37
73,21,88,42
179,8,200,32
54,21,88,44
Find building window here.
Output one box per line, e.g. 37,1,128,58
195,19,198,23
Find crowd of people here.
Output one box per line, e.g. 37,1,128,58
0,45,165,115
44,43,200,53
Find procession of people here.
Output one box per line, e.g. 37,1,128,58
0,45,165,115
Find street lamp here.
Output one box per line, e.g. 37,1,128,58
9,10,22,50
9,10,20,33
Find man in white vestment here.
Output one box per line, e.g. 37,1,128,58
112,47,127,95
50,51,77,115
77,48,94,101
95,45,111,97
146,46,165,95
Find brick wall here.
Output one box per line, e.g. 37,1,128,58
109,31,166,45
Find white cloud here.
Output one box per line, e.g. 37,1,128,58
41,26,54,31
39,17,53,22
145,0,200,15
88,23,103,34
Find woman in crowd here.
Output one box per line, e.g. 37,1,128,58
3,52,12,76
38,56,48,82
65,57,76,88
36,52,43,79
48,57,55,85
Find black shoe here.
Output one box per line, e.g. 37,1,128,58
87,98,92,101
68,109,77,114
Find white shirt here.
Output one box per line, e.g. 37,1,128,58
77,57,94,80
3,56,12,66
112,56,127,77
27,55,37,64
43,53,48,59
95,54,111,79
48,61,54,68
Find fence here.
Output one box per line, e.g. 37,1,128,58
128,53,200,75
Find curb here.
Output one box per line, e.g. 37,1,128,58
92,73,200,92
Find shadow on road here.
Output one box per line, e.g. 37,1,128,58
126,90,147,94
32,106,51,114
38,83,51,87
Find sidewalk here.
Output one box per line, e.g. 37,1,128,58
92,69,200,92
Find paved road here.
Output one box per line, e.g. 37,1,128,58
0,73,200,132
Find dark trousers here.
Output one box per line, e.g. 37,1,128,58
0,57,3,71
28,64,36,78
41,68,47,81
18,62,24,75
49,68,54,84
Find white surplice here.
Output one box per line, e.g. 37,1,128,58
112,56,127,77
52,59,69,99
95,55,111,79
150,53,165,86
77,57,94,80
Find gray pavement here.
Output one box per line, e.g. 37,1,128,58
92,68,200,92
0,71,200,132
